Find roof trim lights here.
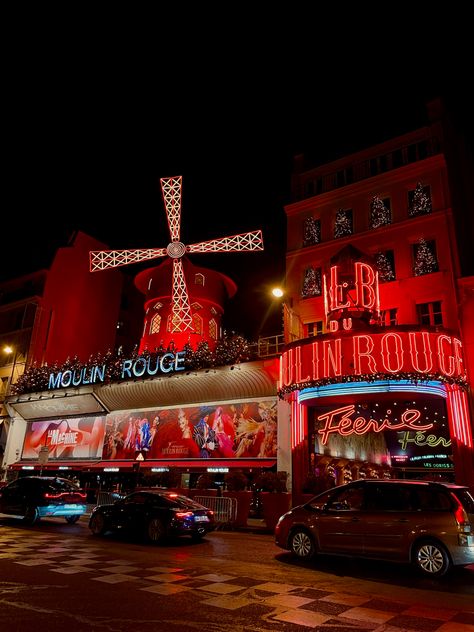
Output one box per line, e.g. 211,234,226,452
298,380,447,402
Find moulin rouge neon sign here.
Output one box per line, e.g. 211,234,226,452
317,404,432,445
281,259,465,387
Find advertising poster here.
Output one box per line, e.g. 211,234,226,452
22,416,107,459
102,400,278,460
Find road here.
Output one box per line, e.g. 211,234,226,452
0,516,473,631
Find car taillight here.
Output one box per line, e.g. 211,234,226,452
450,492,470,529
44,491,86,500
175,511,193,519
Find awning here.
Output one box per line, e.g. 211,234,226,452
9,460,100,471
88,459,277,471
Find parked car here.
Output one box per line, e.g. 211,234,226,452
89,489,215,543
0,476,87,525
275,479,474,577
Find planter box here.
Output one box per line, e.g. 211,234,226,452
223,490,252,527
259,492,292,531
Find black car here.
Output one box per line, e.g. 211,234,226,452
89,489,215,543
0,476,87,525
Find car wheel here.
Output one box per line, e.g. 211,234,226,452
413,540,451,577
290,528,315,559
65,515,80,524
23,506,40,525
191,527,207,541
89,513,107,536
146,517,165,543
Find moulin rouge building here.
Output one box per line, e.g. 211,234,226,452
280,100,474,499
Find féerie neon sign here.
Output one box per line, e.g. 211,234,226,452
317,404,432,445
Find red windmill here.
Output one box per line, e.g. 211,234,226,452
90,176,264,351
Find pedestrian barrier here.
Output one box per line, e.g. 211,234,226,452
96,491,123,506
194,495,237,528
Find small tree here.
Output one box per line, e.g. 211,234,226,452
224,470,248,492
254,471,287,493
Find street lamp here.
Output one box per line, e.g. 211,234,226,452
271,288,304,344
2,345,19,396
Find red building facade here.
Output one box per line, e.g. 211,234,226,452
281,110,474,499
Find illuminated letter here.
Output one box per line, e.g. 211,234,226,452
311,341,320,380
323,338,342,377
159,353,175,373
281,350,293,387
355,262,377,309
329,266,350,310
381,333,403,373
329,320,339,332
175,351,185,371
409,331,433,373
342,318,353,330
295,345,310,382
133,357,147,377
93,365,106,383
437,335,455,376
452,337,464,376
61,370,72,388
353,335,377,374
122,359,132,379
48,372,61,389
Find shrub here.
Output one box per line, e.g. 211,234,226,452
224,470,248,492
196,473,214,489
254,471,287,493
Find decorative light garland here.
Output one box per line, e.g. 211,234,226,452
277,371,468,398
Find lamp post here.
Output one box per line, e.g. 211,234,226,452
271,288,303,344
3,345,19,396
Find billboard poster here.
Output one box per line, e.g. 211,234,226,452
22,416,107,460
102,400,278,460
310,396,452,470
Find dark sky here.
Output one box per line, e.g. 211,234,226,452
3,16,471,340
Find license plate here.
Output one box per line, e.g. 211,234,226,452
195,515,209,522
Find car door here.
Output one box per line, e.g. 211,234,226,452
0,480,25,515
114,492,148,531
362,483,420,560
315,484,366,555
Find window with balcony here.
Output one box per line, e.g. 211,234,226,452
334,209,353,238
381,308,397,326
413,239,438,276
409,183,431,217
370,196,391,229
302,267,322,298
375,250,395,282
307,321,323,337
303,217,321,247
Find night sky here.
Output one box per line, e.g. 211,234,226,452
3,17,471,341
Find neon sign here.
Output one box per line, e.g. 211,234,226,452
281,331,465,386
324,262,380,331
316,404,433,445
48,351,186,390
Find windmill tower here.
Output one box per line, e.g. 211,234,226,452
90,176,264,352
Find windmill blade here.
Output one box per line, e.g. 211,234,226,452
160,175,182,242
187,230,264,254
170,259,194,332
90,248,167,272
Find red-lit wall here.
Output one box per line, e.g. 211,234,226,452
30,232,123,365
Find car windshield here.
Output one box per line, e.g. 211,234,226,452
45,478,80,492
163,494,207,509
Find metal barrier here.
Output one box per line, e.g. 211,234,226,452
96,491,124,506
194,495,237,528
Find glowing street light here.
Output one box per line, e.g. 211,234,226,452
2,345,18,396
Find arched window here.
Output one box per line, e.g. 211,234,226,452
150,313,161,334
191,302,203,311
209,318,217,340
193,313,203,335
195,273,205,286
